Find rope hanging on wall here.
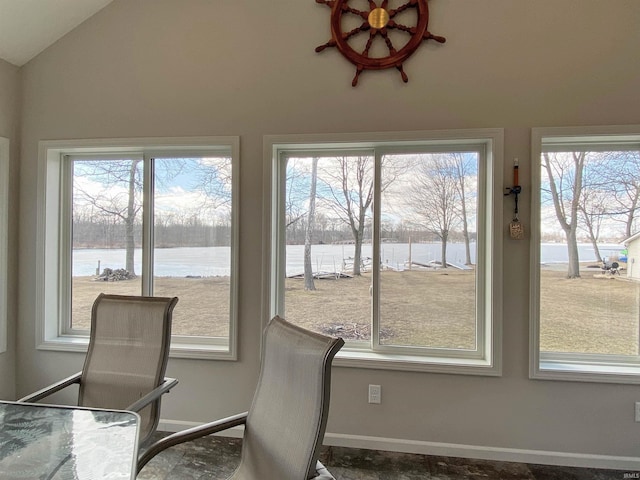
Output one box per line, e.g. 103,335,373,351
505,158,524,240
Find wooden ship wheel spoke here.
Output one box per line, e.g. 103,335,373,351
315,0,445,86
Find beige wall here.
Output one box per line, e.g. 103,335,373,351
0,57,20,400
16,0,640,463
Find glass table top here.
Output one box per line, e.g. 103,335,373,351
0,401,140,479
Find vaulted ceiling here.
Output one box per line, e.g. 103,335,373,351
0,0,114,66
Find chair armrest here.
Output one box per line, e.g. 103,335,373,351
17,372,83,403
126,377,178,413
137,411,248,474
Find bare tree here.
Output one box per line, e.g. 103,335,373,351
317,154,406,276
74,159,142,275
195,157,233,211
407,154,462,268
578,187,607,263
74,157,207,276
285,159,312,245
609,151,640,238
541,152,585,278
574,153,611,263
318,156,373,276
304,158,319,290
452,153,476,265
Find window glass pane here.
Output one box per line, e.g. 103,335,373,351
283,155,373,342
269,131,502,370
152,157,232,338
539,150,640,357
379,152,478,349
71,159,143,330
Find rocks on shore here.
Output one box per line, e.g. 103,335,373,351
95,268,136,282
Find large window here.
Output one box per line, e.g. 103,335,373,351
0,137,8,354
265,130,503,374
531,126,640,383
37,137,239,359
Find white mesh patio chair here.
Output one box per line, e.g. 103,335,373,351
136,315,344,479
19,293,179,446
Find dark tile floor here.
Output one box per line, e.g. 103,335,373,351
137,435,633,479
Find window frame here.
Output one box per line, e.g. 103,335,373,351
0,137,8,354
36,137,239,360
263,129,504,375
530,125,640,384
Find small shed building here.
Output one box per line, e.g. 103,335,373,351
623,232,640,280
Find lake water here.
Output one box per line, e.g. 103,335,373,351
72,242,625,277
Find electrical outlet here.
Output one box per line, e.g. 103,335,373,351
635,402,640,422
368,384,381,404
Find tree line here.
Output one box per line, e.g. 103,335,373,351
72,218,232,249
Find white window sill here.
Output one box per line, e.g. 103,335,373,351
533,360,640,384
37,336,236,361
335,349,501,376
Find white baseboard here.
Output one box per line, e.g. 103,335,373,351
158,420,640,471
323,433,640,471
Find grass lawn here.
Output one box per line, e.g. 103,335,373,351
71,264,640,356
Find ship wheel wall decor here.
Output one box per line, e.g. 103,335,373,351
315,0,446,86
